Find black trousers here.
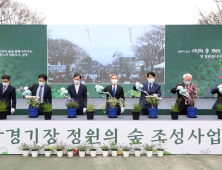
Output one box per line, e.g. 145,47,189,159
179,105,188,115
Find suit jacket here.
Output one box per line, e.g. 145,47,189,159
133,82,161,108
29,84,52,104
103,85,125,100
0,84,16,112
211,85,222,110
171,83,189,111
67,83,87,111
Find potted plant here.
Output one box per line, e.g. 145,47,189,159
0,101,8,120
216,103,222,119
65,98,79,118
54,140,66,157
107,97,125,118
100,143,110,157
29,141,42,158
86,103,96,120
156,139,167,157
132,103,141,120
26,96,40,118
76,142,87,158
108,139,119,157
88,143,97,158
143,143,155,157
17,142,30,157
146,94,162,118
121,145,131,158
170,99,181,120
130,140,141,157
43,144,54,157
180,84,199,118
66,144,75,158
42,103,52,120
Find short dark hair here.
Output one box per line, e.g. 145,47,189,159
147,72,155,77
111,74,118,78
2,75,10,80
38,74,47,81
73,73,81,79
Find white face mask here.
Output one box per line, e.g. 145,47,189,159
111,79,118,85
184,81,191,85
2,82,9,86
39,82,45,86
148,78,155,83
74,80,80,85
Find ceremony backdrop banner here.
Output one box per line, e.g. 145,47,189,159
0,118,221,154
0,25,222,98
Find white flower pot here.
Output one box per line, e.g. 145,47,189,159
79,151,86,158
111,150,117,157
90,150,97,157
67,151,73,158
134,150,141,157
31,151,39,157
102,151,109,157
56,151,64,157
146,151,153,157
123,151,129,158
44,151,51,157
22,150,29,157
157,150,164,157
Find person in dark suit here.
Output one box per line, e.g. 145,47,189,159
67,73,87,115
0,75,16,115
211,84,222,110
133,72,161,115
171,73,193,115
96,74,125,115
27,74,52,115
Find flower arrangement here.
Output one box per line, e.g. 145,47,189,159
143,143,155,151
88,143,98,151
108,139,119,151
65,144,75,152
29,141,42,151
130,140,141,151
182,84,200,108
17,142,30,150
76,142,88,151
100,143,110,151
121,144,131,151
43,144,54,152
54,140,66,151
146,94,162,109
65,98,79,108
26,96,40,108
107,97,125,109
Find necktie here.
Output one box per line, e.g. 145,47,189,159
148,84,151,94
39,86,43,101
113,86,116,97
2,86,6,94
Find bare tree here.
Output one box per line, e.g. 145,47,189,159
132,25,165,72
198,1,222,24
0,0,45,24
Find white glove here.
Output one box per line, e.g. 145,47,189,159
217,84,222,89
61,87,65,92
83,108,87,113
177,86,183,91
135,82,140,87
121,107,125,113
95,85,100,90
11,108,15,114
219,88,222,94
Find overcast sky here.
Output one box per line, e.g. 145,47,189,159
15,0,217,25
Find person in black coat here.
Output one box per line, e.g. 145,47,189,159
96,74,125,115
67,73,87,115
27,74,52,115
0,75,16,115
171,73,193,115
211,84,222,110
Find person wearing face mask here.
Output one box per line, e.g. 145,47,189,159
95,74,125,115
133,72,161,115
67,73,87,115
24,74,52,115
171,73,193,115
0,75,16,115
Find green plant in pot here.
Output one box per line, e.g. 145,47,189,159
170,98,181,120
108,139,119,157
88,143,98,157
132,103,141,120
100,143,110,157
0,101,8,120
107,97,125,118
17,142,30,157
42,103,52,120
77,142,88,158
66,144,75,158
86,102,96,120
143,143,155,157
130,140,141,157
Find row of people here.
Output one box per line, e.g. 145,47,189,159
0,72,221,115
